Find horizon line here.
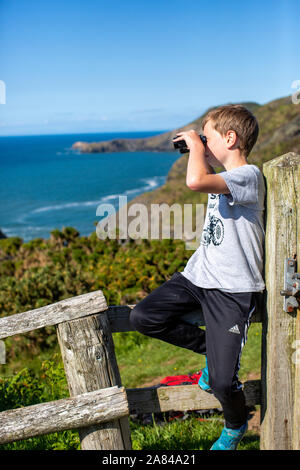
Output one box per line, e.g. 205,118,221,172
0,129,171,138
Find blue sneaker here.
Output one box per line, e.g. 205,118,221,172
198,356,211,392
210,421,248,450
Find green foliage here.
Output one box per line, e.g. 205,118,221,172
254,98,300,142
249,134,300,167
0,259,15,277
22,238,47,252
0,354,69,411
0,430,80,451
0,368,44,410
0,237,23,255
0,355,80,450
0,233,190,314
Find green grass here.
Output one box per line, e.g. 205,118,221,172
114,321,261,451
0,431,80,450
114,322,262,388
130,415,259,450
114,320,262,451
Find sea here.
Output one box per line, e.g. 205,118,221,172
0,131,179,242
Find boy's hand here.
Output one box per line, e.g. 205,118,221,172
173,130,205,151
176,130,229,193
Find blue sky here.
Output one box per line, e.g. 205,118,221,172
0,0,299,136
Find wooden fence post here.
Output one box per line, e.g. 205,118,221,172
260,152,300,450
293,298,300,450
57,312,132,450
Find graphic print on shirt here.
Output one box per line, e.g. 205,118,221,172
200,194,224,246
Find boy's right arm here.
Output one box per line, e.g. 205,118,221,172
186,146,230,194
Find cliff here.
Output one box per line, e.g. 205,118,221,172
71,101,261,154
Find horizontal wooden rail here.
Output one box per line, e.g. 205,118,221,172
126,380,261,414
0,386,128,445
0,290,107,340
0,291,264,339
108,304,262,332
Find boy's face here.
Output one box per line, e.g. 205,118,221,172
203,119,235,168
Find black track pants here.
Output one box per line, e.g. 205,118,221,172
130,271,258,429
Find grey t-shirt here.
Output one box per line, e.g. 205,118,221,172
180,164,266,293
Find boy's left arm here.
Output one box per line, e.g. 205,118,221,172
173,130,230,194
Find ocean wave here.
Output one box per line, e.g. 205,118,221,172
32,200,100,213
125,176,165,196
21,176,166,216
1,225,52,238
56,149,73,156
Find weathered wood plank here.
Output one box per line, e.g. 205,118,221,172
0,386,129,445
57,313,132,450
293,304,300,450
292,160,300,450
0,290,107,339
260,152,300,450
126,380,261,414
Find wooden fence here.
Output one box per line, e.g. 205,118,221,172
0,152,299,450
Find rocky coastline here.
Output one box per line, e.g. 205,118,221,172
72,129,177,154
71,101,261,154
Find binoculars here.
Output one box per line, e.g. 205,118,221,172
172,134,207,154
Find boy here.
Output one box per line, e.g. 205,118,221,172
130,104,265,450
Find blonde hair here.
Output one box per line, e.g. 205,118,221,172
202,104,259,157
